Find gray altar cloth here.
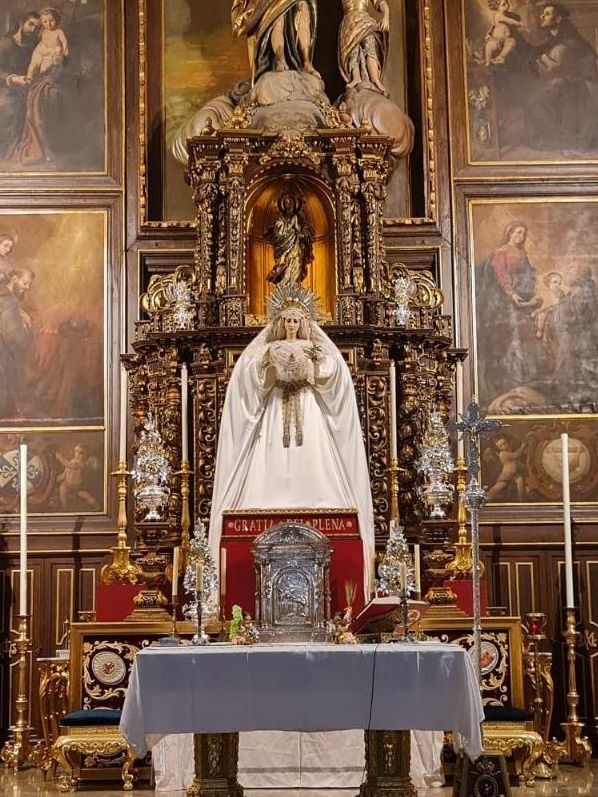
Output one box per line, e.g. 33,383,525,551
120,643,483,759
120,642,483,762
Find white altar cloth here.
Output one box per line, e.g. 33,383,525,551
120,642,483,762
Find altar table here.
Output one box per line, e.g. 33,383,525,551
120,643,483,796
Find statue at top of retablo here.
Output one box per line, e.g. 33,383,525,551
336,0,414,160
208,283,375,598
231,0,319,83
266,192,314,285
339,0,389,95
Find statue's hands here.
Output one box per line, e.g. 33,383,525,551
306,342,323,363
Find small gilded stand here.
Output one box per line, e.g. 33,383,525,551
1,615,34,772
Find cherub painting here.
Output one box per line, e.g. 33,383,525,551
485,435,527,501
56,442,100,510
481,0,522,66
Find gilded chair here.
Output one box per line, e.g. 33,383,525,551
419,616,544,787
51,621,188,792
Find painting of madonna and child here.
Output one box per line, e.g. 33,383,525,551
463,1,598,163
0,1,105,173
470,200,598,417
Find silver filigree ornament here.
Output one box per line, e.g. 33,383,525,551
166,279,195,331
182,519,219,626
392,275,414,327
130,413,171,521
417,409,454,519
378,520,415,598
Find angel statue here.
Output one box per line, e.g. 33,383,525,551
339,0,390,95
266,192,314,285
231,0,319,83
208,284,375,600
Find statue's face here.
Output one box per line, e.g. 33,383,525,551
283,312,301,338
280,194,296,216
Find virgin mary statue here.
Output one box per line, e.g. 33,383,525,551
209,285,375,597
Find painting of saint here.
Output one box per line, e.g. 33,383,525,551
463,1,598,163
471,200,598,415
0,430,104,515
0,210,105,426
0,1,105,173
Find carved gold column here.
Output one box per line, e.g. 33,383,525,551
360,730,416,797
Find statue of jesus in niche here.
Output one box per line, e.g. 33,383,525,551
231,0,319,82
266,192,314,286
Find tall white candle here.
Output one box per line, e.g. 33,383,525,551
456,362,465,459
413,544,421,597
181,363,189,462
561,433,575,608
389,362,398,460
220,547,227,605
19,444,27,616
119,366,127,464
172,546,180,599
195,562,203,597
399,561,407,599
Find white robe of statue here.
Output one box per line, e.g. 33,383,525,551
208,303,375,597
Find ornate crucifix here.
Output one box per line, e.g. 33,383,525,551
449,400,505,686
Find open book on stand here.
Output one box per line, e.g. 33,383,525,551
349,596,429,635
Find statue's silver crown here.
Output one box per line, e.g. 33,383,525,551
267,283,319,321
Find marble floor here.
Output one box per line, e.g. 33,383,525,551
1,765,597,796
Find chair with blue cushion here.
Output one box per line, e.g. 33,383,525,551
52,708,135,792
49,623,153,792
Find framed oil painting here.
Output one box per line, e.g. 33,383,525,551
138,0,421,227
468,198,598,417
0,209,106,427
0,429,105,515
464,196,598,518
0,197,119,520
481,418,598,508
0,0,120,180
462,0,598,166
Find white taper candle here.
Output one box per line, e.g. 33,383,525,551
414,544,421,597
181,363,189,462
456,362,465,459
389,361,398,460
195,561,203,596
172,546,180,599
220,547,227,605
19,444,27,616
119,366,127,464
399,561,407,599
561,433,575,608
